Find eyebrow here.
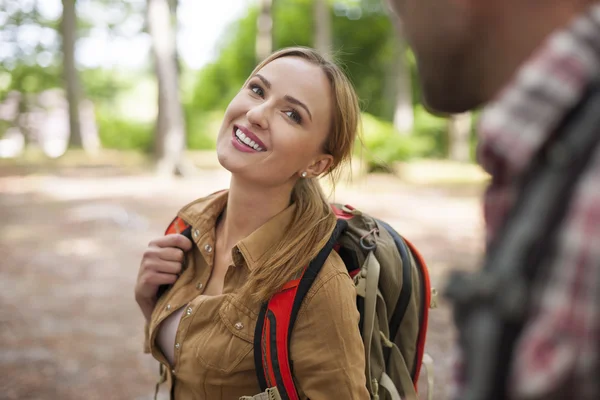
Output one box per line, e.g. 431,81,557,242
255,73,271,89
254,73,313,121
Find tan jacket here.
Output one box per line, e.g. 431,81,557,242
144,191,369,399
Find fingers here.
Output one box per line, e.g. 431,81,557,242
137,232,193,302
158,247,185,263
141,250,183,275
149,234,193,252
143,271,179,287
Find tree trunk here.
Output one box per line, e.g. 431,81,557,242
61,0,82,148
448,112,472,162
313,0,332,58
147,0,187,176
393,37,413,134
256,0,273,63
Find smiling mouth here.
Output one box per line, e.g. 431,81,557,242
233,127,265,152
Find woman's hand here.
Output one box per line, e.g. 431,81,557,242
135,234,193,322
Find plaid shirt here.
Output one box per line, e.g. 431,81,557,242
452,5,600,399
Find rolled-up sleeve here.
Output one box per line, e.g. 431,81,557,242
290,268,369,399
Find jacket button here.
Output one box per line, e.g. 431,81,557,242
186,307,193,315
204,244,213,253
196,282,203,290
235,322,244,330
193,229,200,238
175,343,180,349
165,304,171,311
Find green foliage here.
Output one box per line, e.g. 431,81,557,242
96,106,153,151
273,0,313,48
413,105,449,158
80,68,138,102
0,0,467,166
332,11,396,119
186,109,225,150
188,0,397,122
0,64,62,100
188,8,259,113
360,113,436,171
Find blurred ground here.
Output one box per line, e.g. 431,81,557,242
0,155,486,400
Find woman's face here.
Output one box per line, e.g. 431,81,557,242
216,56,334,187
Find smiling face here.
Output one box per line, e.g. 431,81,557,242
216,56,334,188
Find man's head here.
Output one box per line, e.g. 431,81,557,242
386,0,593,114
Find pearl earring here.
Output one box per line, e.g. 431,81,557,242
301,172,307,178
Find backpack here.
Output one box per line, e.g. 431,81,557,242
163,202,435,400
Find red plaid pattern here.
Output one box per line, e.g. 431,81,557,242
452,5,600,399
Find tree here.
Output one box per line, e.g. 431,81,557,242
313,0,332,58
256,0,274,62
147,0,187,176
447,112,472,162
61,0,82,148
392,37,413,134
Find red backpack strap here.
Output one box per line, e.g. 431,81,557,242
165,216,190,235
403,237,431,387
253,219,348,398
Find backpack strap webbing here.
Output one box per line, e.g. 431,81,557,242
376,219,431,386
254,219,348,399
375,221,414,350
404,237,431,386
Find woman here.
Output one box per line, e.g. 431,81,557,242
135,47,369,399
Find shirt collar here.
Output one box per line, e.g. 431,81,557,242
178,190,297,272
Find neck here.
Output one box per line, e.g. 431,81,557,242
481,1,594,101
218,175,295,248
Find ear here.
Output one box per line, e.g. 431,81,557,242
305,154,334,177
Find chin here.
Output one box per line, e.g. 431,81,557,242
421,76,485,114
416,46,489,114
216,147,238,173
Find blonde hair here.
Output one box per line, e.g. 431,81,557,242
241,47,361,303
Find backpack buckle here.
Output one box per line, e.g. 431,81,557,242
359,228,379,251
355,272,367,297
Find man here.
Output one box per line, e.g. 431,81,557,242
386,0,600,399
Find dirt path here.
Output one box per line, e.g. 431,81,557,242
0,166,484,400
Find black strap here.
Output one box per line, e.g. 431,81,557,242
445,83,600,400
288,218,348,338
376,219,413,343
253,218,348,392
254,302,269,390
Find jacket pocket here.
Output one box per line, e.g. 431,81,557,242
194,294,257,374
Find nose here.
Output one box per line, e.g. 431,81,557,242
246,102,269,130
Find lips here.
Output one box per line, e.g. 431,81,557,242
232,125,267,152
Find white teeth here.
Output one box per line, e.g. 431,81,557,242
235,127,264,151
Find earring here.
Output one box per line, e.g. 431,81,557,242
301,171,307,178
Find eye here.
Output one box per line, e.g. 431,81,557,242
249,83,265,97
285,110,302,124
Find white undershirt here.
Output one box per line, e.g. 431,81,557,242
156,305,186,366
